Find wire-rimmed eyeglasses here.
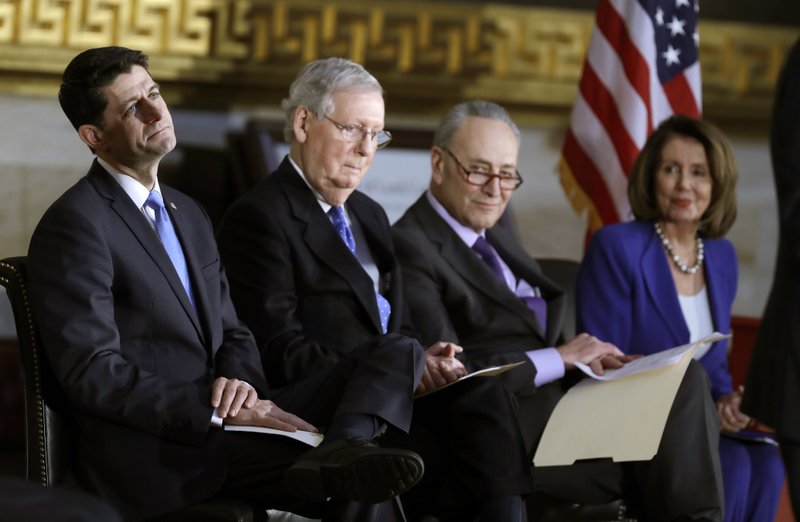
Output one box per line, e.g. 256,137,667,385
325,116,392,149
441,147,523,190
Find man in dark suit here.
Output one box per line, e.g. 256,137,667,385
217,58,533,521
391,100,725,521
743,36,800,513
26,46,424,521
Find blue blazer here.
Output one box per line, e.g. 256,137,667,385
576,221,737,400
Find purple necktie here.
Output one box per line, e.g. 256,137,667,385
520,295,548,334
329,206,391,334
472,236,547,332
472,236,505,281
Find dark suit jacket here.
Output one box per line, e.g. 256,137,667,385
392,194,565,395
27,161,267,520
217,157,412,389
576,221,737,400
743,37,800,441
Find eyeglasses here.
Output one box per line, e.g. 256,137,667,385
325,116,392,149
441,147,523,190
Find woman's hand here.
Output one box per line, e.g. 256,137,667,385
716,385,751,432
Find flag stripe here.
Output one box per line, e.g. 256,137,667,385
685,61,702,108
579,63,641,174
562,129,620,225
663,71,700,116
568,93,631,219
586,24,649,150
663,61,702,116
596,0,653,136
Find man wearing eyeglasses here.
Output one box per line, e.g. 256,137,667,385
218,59,533,521
392,100,724,521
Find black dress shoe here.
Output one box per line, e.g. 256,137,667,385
285,438,424,503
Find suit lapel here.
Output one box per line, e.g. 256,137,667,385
489,230,566,346
703,242,726,334
279,165,383,333
412,196,548,341
641,229,688,344
88,164,205,343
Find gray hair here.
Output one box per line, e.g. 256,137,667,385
433,100,520,148
281,57,384,142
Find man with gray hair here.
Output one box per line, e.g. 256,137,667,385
392,100,725,521
218,59,533,521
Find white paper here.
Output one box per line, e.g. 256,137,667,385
575,332,731,381
224,424,324,447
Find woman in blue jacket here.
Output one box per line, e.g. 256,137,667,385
576,115,783,522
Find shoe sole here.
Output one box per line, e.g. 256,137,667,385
285,449,424,503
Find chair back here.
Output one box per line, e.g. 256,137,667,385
536,257,580,341
0,256,73,487
226,119,283,196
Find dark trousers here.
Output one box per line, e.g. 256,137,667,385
220,333,425,522
264,333,531,520
528,360,723,522
271,332,424,435
222,433,403,522
386,377,533,521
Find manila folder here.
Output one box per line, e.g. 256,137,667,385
533,348,694,466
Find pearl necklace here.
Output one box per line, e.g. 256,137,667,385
654,222,704,274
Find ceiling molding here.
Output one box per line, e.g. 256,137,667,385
0,0,795,126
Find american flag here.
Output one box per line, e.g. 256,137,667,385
558,0,701,235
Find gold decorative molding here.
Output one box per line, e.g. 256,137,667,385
0,0,795,125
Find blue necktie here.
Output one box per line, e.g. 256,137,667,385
328,206,391,334
145,191,195,310
472,236,547,332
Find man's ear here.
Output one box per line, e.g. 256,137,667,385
431,146,445,186
78,124,104,151
292,107,311,144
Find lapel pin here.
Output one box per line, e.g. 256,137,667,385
170,202,178,210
